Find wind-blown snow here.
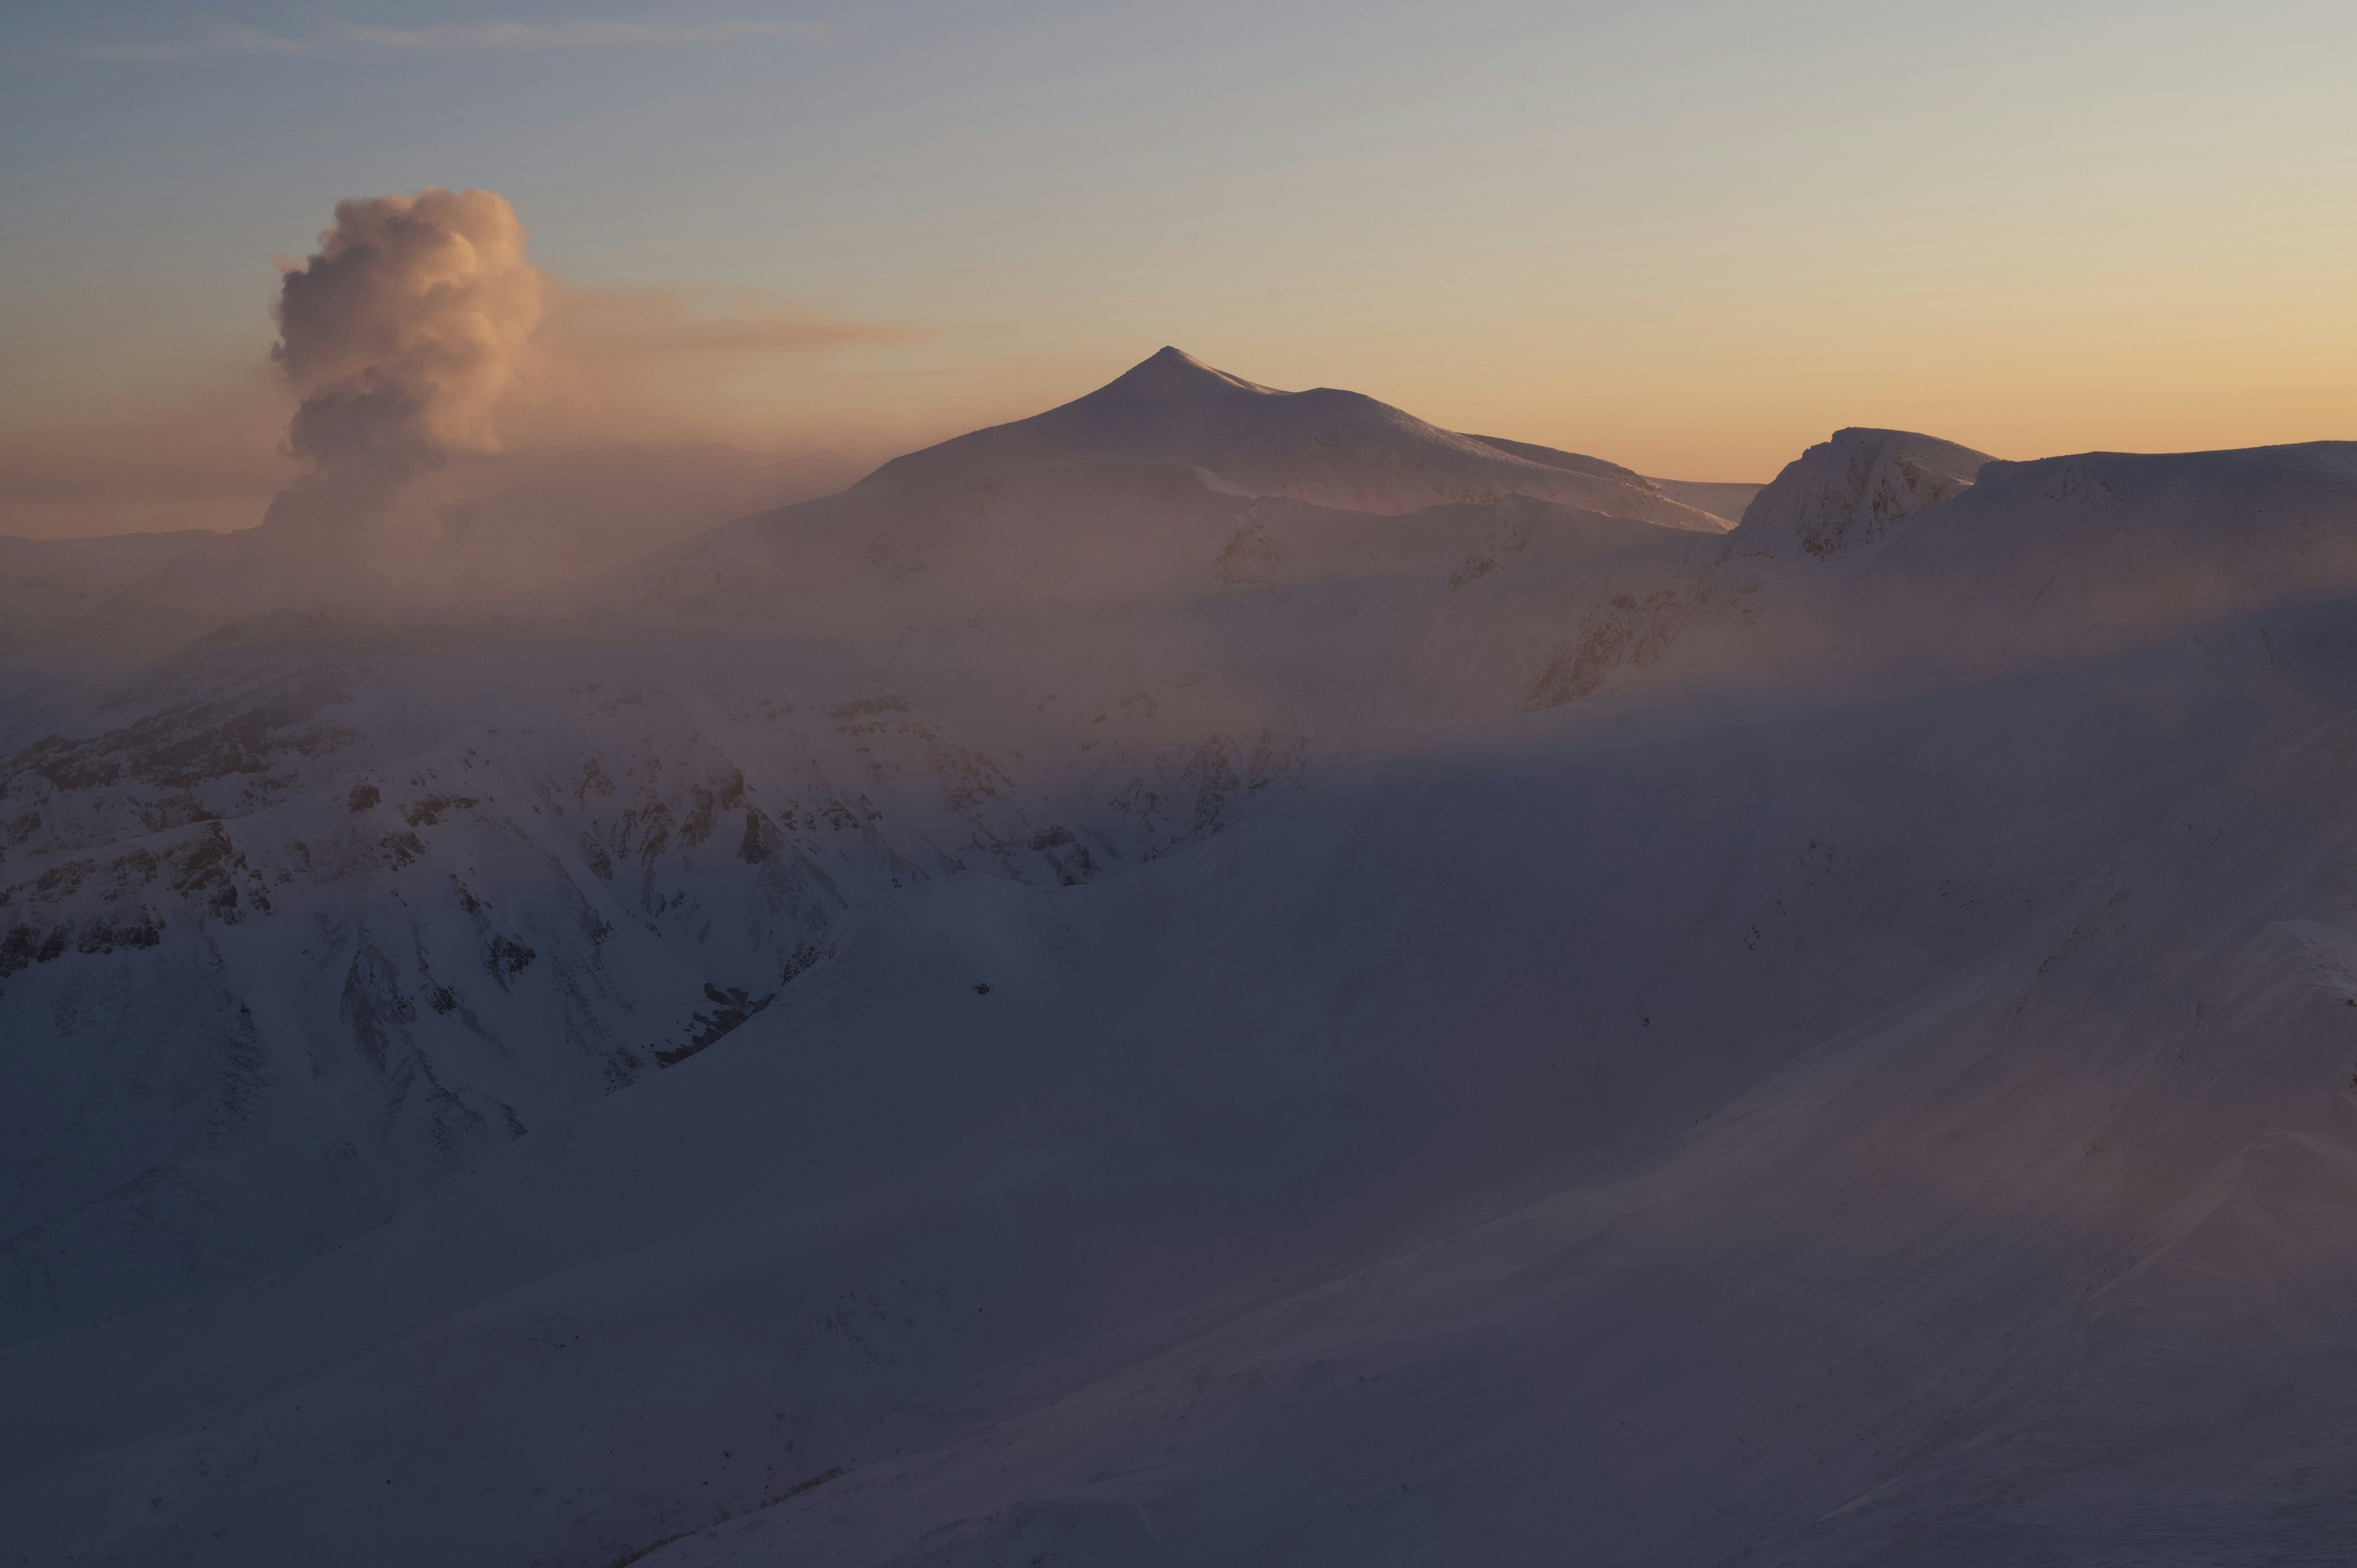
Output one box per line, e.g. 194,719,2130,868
4,352,2356,1566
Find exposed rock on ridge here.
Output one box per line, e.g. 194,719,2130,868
1733,427,1992,559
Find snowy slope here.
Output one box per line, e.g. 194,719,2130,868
4,353,2357,1567
0,398,1726,1348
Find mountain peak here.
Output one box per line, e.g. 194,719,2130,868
1733,427,1992,560
1085,346,1279,406
851,349,1724,529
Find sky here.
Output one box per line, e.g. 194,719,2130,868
2,0,2353,535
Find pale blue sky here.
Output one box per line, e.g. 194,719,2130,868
5,0,2353,484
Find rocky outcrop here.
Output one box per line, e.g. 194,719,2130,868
1732,427,1992,560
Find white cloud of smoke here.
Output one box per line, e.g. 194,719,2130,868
265,188,541,533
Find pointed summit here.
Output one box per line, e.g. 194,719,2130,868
1082,347,1279,407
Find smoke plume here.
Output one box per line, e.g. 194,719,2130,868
7,185,914,584
265,187,541,531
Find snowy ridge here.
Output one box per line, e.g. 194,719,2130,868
1732,425,1992,560
857,348,1730,531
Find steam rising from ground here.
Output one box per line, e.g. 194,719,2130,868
265,188,541,532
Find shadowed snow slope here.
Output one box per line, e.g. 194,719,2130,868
1732,425,1993,560
4,390,2357,1567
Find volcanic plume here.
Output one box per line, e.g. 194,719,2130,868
263,187,541,533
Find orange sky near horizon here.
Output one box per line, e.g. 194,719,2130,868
4,1,2353,537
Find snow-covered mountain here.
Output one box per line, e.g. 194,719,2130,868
6,352,2357,1566
860,347,1730,531
1732,425,1992,560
